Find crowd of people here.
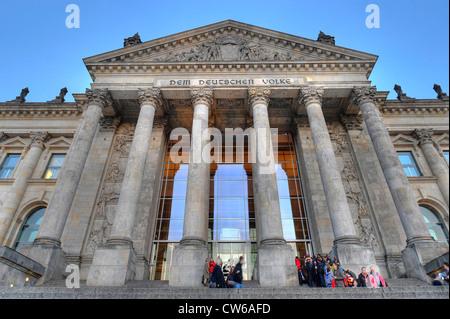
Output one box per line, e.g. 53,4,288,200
295,254,387,288
204,256,245,288
204,253,449,289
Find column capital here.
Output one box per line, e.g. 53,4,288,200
248,87,271,107
340,114,364,131
0,132,8,143
99,116,122,132
298,86,324,106
412,128,434,146
29,131,50,148
292,115,310,128
350,86,377,106
190,87,214,107
138,87,163,110
85,88,113,109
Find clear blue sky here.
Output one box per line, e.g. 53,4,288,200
0,0,448,102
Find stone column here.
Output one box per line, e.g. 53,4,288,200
299,87,376,272
350,86,447,282
169,88,213,287
413,129,449,207
0,132,49,244
19,88,112,284
249,87,298,287
87,88,162,287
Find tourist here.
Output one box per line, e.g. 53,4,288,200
368,266,387,288
234,256,244,288
210,258,225,288
208,257,216,281
438,262,449,283
334,263,346,287
203,258,210,286
357,267,368,287
305,256,313,287
295,256,302,286
345,270,356,287
226,266,236,288
325,266,335,288
316,256,326,287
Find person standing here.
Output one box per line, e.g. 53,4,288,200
305,256,313,288
208,257,216,282
295,256,303,286
210,259,225,288
357,267,368,288
203,258,210,286
368,266,387,288
325,266,335,288
234,256,245,289
334,263,346,288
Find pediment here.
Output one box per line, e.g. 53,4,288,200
391,134,418,146
46,136,72,148
2,136,28,147
84,20,378,66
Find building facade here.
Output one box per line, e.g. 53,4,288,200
0,21,448,287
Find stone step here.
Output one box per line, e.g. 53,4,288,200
1,285,448,299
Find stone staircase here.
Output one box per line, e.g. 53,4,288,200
0,279,448,299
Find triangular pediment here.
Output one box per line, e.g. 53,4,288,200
2,136,28,147
46,136,72,148
391,134,418,146
84,20,378,65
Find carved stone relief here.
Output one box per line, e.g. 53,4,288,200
85,123,136,255
328,121,382,254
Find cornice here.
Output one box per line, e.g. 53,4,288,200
0,102,83,119
380,99,449,115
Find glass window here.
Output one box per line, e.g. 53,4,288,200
0,154,20,179
14,207,46,251
398,152,421,177
420,206,448,243
44,154,66,179
444,151,449,163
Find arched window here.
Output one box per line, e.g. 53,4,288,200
14,207,46,251
420,205,448,243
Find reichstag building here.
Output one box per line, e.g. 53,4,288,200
0,20,448,288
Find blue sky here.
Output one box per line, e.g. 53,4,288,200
0,0,448,102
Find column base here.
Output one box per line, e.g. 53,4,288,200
86,243,137,287
332,241,378,275
18,242,66,285
402,240,448,282
169,242,209,287
256,243,298,287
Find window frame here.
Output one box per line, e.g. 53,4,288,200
0,153,21,179
397,151,422,177
43,153,66,180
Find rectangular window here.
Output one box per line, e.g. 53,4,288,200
397,152,421,177
0,154,20,179
44,154,66,179
444,151,449,163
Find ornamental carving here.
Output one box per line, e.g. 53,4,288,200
248,87,271,106
298,86,324,106
412,128,434,146
350,86,377,106
0,132,8,143
85,88,113,109
329,121,381,254
191,87,214,106
340,114,364,131
85,123,136,256
29,131,50,147
138,88,163,109
152,35,303,63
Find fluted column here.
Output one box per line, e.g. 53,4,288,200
413,129,449,207
32,89,111,246
350,86,447,282
299,87,359,244
87,88,162,287
19,89,112,284
169,88,213,287
108,88,162,245
0,132,49,244
350,87,434,245
180,88,213,245
248,87,298,287
248,87,285,245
